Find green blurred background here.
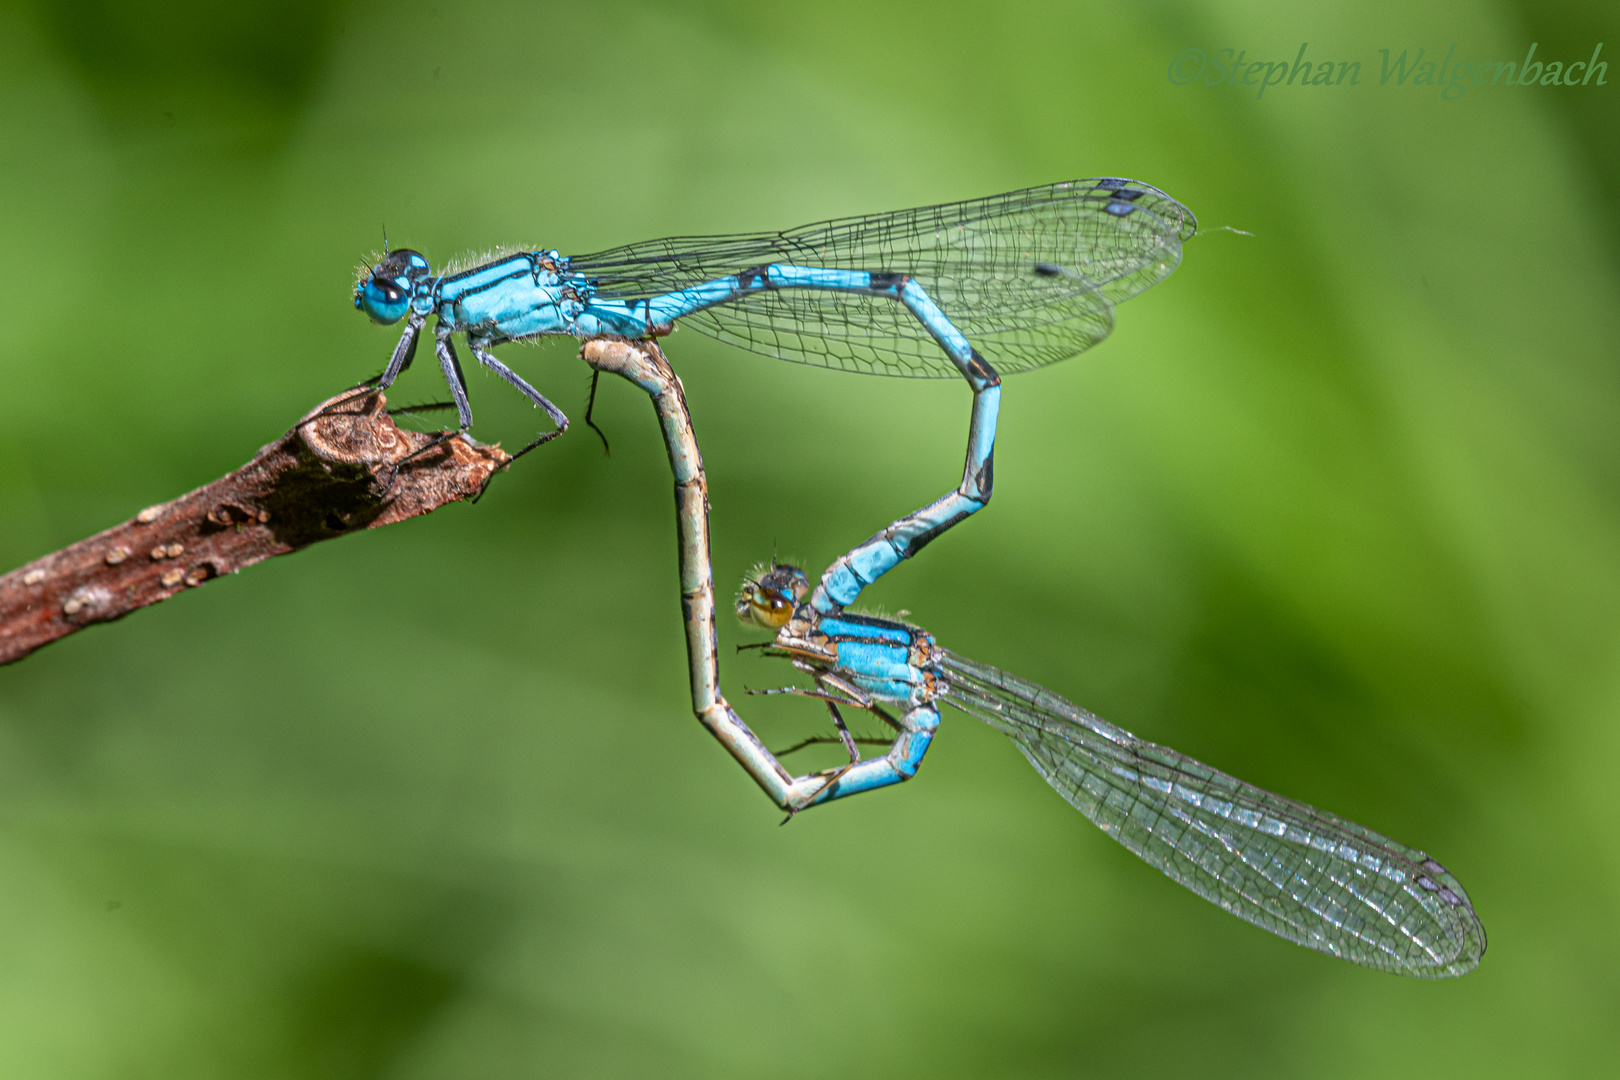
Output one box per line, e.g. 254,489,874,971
0,0,1616,1075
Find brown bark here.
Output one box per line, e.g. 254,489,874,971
0,390,509,666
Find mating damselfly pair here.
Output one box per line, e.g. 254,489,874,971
352,179,1485,977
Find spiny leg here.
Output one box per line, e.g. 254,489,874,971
749,676,904,763
469,343,570,459
772,734,893,757
825,701,860,763
381,332,477,480
780,700,865,816
379,311,426,387
745,666,893,721
748,685,853,704
437,332,474,431
746,685,864,761
583,370,611,455
386,401,456,419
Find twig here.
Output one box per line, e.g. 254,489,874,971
0,390,510,666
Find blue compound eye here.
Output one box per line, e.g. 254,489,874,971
356,278,409,324
354,248,431,325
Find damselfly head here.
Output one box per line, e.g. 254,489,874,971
354,248,431,325
736,561,809,630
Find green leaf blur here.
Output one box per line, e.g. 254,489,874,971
0,0,1615,1076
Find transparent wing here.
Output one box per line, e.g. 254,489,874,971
569,178,1195,377
937,649,1486,977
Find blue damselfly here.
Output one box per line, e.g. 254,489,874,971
356,179,1193,613
735,562,1486,978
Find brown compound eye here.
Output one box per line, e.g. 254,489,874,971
737,562,809,630
755,591,794,628
736,581,794,630
750,588,793,629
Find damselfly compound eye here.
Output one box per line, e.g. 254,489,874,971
354,249,431,325
736,563,809,630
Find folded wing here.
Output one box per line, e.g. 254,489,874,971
570,178,1195,377
938,648,1486,977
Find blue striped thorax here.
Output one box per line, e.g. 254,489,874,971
354,247,632,341
434,251,579,340
739,562,939,709
814,613,938,708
